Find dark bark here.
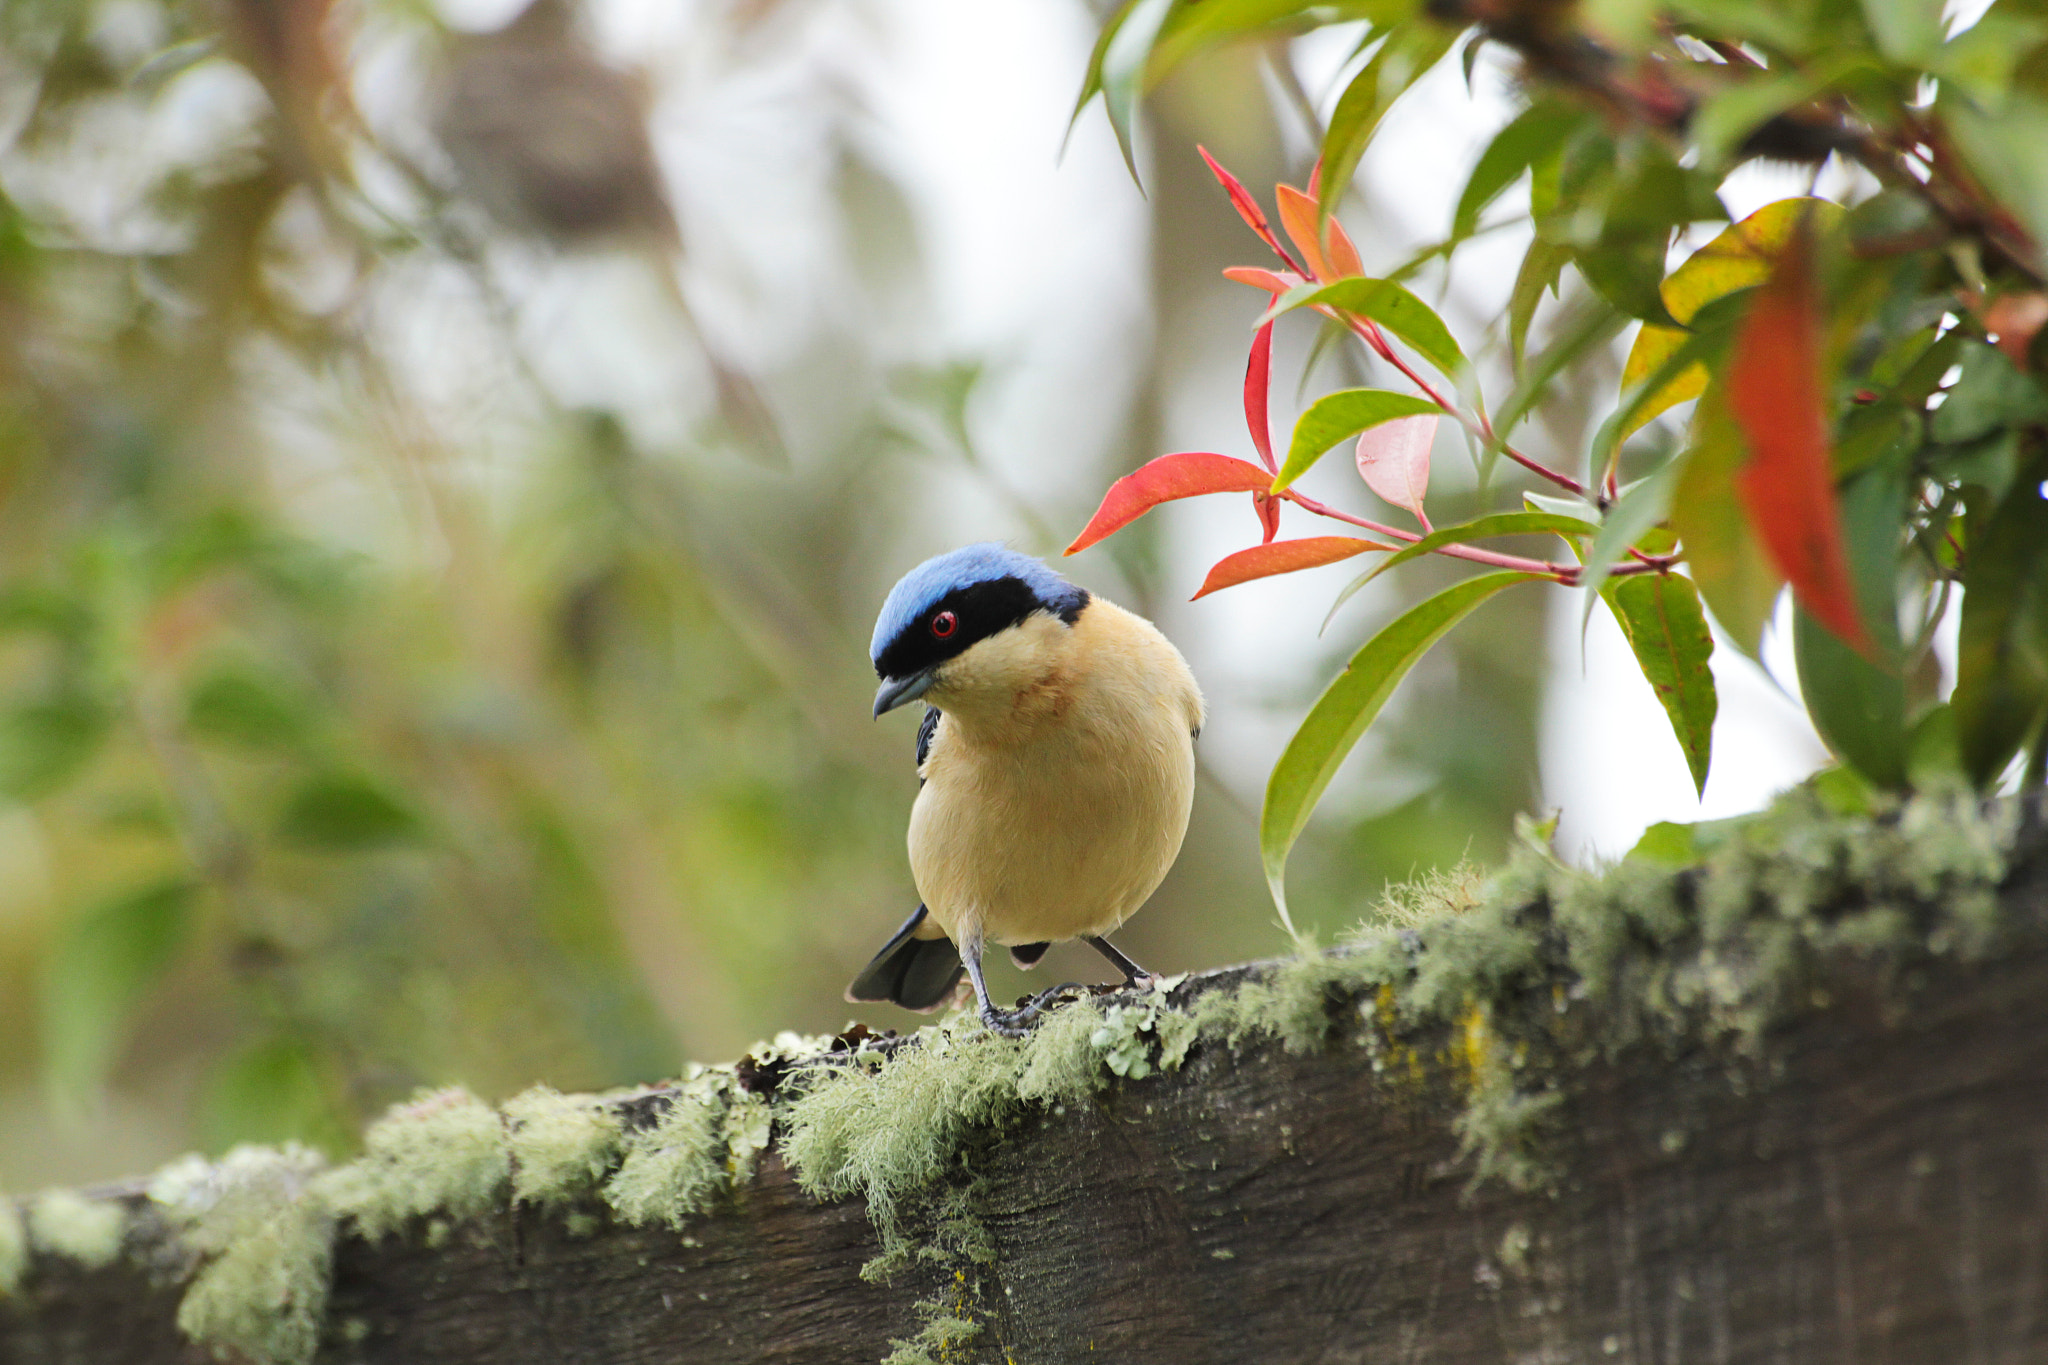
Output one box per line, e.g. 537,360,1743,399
7,838,2048,1364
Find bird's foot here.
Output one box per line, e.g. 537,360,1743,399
980,981,1088,1037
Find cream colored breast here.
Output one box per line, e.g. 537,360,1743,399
908,599,1202,947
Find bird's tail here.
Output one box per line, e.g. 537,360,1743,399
845,905,963,1012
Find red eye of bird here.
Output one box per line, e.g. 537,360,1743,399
930,610,958,638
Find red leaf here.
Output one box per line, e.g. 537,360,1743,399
1255,491,1281,544
1986,291,2048,368
1274,185,1332,281
1322,215,1364,280
1197,146,1300,272
1246,322,1276,474
1222,266,1305,294
1065,452,1276,555
1724,222,1870,654
1192,537,1392,599
1355,414,1436,524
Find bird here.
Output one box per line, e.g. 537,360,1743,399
847,544,1205,1036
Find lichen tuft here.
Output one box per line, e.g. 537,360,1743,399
316,1087,508,1241
504,1085,625,1208
26,1188,126,1270
603,1074,731,1230
781,1022,1027,1253
881,1278,985,1365
156,1145,334,1365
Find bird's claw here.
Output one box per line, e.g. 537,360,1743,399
980,981,1088,1036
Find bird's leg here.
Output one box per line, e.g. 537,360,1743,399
1084,935,1153,991
962,934,1083,1037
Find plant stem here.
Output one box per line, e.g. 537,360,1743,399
1335,311,1593,499
1281,488,1679,584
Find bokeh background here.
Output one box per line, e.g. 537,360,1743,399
0,0,1865,1189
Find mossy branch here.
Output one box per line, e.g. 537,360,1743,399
3,786,2043,1365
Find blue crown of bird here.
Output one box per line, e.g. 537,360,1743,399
849,543,1205,1036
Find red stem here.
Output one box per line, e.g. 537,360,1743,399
1333,312,1593,500
1280,488,1678,585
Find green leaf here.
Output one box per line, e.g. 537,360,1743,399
1092,0,1175,183
1859,0,1943,65
1945,92,2048,277
1261,571,1537,928
0,694,109,801
1274,388,1440,492
1258,276,1467,379
1795,603,1909,788
1930,341,2048,444
1669,0,1813,49
1452,100,1586,242
1508,237,1573,373
1317,21,1460,222
40,879,194,1098
185,665,314,750
1792,467,1909,789
1602,572,1718,793
200,1036,349,1155
1566,142,1726,326
1625,820,1697,866
0,586,93,644
1906,701,1964,788
1576,233,1678,326
1671,388,1785,657
1930,429,2022,503
1953,472,2048,786
1933,12,2048,110
1150,0,1415,75
278,773,422,851
1578,455,1685,620
1691,72,1827,165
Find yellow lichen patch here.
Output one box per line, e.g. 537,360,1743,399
1446,1001,1494,1097
26,1188,126,1270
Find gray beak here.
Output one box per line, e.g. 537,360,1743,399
873,668,938,718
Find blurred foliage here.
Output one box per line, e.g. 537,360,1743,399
1075,0,2048,904
0,0,1557,1185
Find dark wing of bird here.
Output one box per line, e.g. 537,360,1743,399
915,705,940,783
845,904,963,1011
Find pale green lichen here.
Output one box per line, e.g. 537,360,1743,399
504,1085,625,1207
723,1092,774,1184
154,1146,334,1365
881,1306,980,1365
316,1087,508,1241
603,1073,730,1230
882,1271,985,1365
0,1190,25,1295
26,1188,126,1269
1368,861,1488,929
